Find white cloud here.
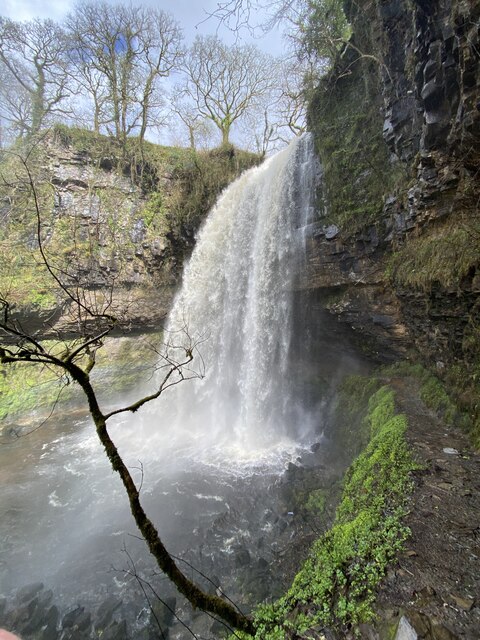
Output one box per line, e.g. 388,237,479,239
2,0,71,21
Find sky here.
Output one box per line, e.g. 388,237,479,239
1,0,286,55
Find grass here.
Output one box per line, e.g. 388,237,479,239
388,218,480,291
0,334,163,425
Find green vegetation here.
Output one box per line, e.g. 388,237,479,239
388,218,480,291
232,381,416,639
0,334,162,425
0,361,72,423
306,3,403,233
301,0,352,66
0,126,260,310
53,124,260,252
383,362,458,424
383,360,480,449
144,143,261,240
305,488,327,515
333,374,382,455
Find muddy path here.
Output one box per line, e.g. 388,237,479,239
373,378,480,639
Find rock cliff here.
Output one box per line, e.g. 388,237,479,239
304,0,480,441
0,130,259,336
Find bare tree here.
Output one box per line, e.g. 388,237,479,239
66,2,183,147
236,55,310,154
66,55,112,135
181,35,275,146
170,86,217,150
0,17,71,137
0,146,255,635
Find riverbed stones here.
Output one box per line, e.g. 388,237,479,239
233,546,251,568
100,620,127,640
94,596,122,631
62,606,91,632
150,596,176,632
15,582,44,604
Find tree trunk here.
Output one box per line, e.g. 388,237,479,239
31,65,46,136
221,125,230,146
69,363,255,636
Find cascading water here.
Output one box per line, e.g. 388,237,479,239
151,134,320,464
0,135,325,637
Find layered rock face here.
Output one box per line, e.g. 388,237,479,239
42,142,178,334
6,136,258,337
304,0,480,384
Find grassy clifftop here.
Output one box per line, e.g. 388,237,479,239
0,126,260,315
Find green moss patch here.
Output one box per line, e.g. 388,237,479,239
0,334,162,425
306,5,403,234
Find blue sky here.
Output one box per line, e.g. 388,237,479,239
1,0,286,54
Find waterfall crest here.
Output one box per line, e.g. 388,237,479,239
154,135,319,464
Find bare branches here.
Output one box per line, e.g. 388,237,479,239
66,3,183,147
120,547,199,640
104,343,201,419
180,35,276,146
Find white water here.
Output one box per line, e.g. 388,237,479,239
142,134,320,467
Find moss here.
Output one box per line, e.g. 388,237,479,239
234,382,416,639
0,361,75,422
305,488,327,515
383,360,480,448
333,374,382,455
1,127,260,311
306,4,404,234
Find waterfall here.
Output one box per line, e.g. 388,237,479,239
152,135,319,465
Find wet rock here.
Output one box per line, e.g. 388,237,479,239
324,224,339,240
41,606,60,640
16,582,44,604
62,606,90,631
6,597,39,632
210,618,228,637
130,219,146,244
151,596,176,631
21,594,55,635
101,619,128,640
358,622,380,639
234,546,251,568
94,596,122,631
61,630,89,640
41,622,60,640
